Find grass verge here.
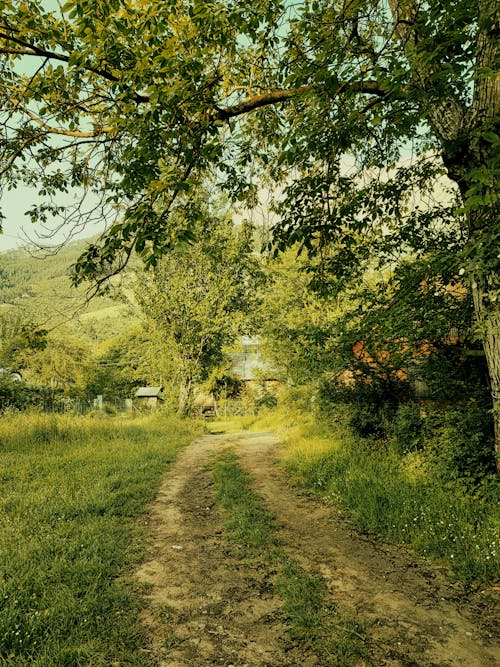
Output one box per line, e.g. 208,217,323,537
0,411,201,666
211,449,367,666
218,402,499,585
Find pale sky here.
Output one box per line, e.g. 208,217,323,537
0,186,106,253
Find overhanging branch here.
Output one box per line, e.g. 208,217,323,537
8,96,111,137
215,80,387,120
0,31,149,104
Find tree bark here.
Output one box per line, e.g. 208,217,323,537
389,0,500,471
472,276,500,469
177,375,194,417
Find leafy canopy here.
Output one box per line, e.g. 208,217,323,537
1,0,497,287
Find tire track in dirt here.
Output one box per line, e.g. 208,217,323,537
234,432,499,667
135,434,293,667
135,431,499,667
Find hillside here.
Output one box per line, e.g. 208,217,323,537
0,238,137,343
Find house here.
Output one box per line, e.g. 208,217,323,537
134,386,164,409
229,336,279,388
335,329,483,401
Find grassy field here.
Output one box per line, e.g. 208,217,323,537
0,412,201,666
224,402,499,585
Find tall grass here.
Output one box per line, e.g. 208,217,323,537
224,401,499,584
0,411,201,666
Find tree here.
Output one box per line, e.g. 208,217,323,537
0,310,47,369
0,1,498,457
258,249,343,384
135,213,260,414
85,325,162,400
18,328,91,396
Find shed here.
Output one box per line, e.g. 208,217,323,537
134,386,164,409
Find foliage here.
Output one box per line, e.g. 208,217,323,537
85,325,166,401
0,240,143,400
205,370,242,400
388,403,425,454
253,391,278,412
414,345,490,402
315,340,495,481
135,213,261,413
17,328,91,396
258,250,343,384
318,372,411,439
332,255,475,371
0,376,50,411
0,310,47,369
0,0,498,457
421,402,497,483
0,411,200,665
0,0,496,280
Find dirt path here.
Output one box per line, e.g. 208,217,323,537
135,432,499,666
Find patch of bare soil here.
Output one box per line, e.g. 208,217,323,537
135,432,499,666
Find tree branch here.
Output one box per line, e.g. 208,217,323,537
0,31,149,103
215,80,387,120
8,97,111,137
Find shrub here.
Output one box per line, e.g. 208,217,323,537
423,400,496,483
389,403,424,454
416,346,489,402
208,372,242,400
254,392,278,411
0,378,50,412
318,376,410,439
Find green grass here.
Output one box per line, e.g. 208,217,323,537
211,450,368,666
211,450,281,555
222,402,499,585
0,411,201,666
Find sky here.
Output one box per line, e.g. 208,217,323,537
0,191,31,252
0,186,106,254
0,0,106,254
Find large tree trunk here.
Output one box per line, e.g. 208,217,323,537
177,375,194,416
472,278,500,468
390,0,500,471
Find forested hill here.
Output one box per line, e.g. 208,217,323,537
0,239,134,343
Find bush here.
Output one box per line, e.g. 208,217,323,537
0,378,50,412
389,403,424,454
208,373,243,400
318,376,410,439
416,346,489,402
254,392,278,411
423,400,496,483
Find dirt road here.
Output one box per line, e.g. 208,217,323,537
135,432,499,666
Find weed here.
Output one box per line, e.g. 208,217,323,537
239,402,499,584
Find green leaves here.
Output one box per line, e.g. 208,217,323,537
133,206,261,412
0,0,497,307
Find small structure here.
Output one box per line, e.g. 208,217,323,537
134,386,164,409
193,392,218,417
229,336,279,392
